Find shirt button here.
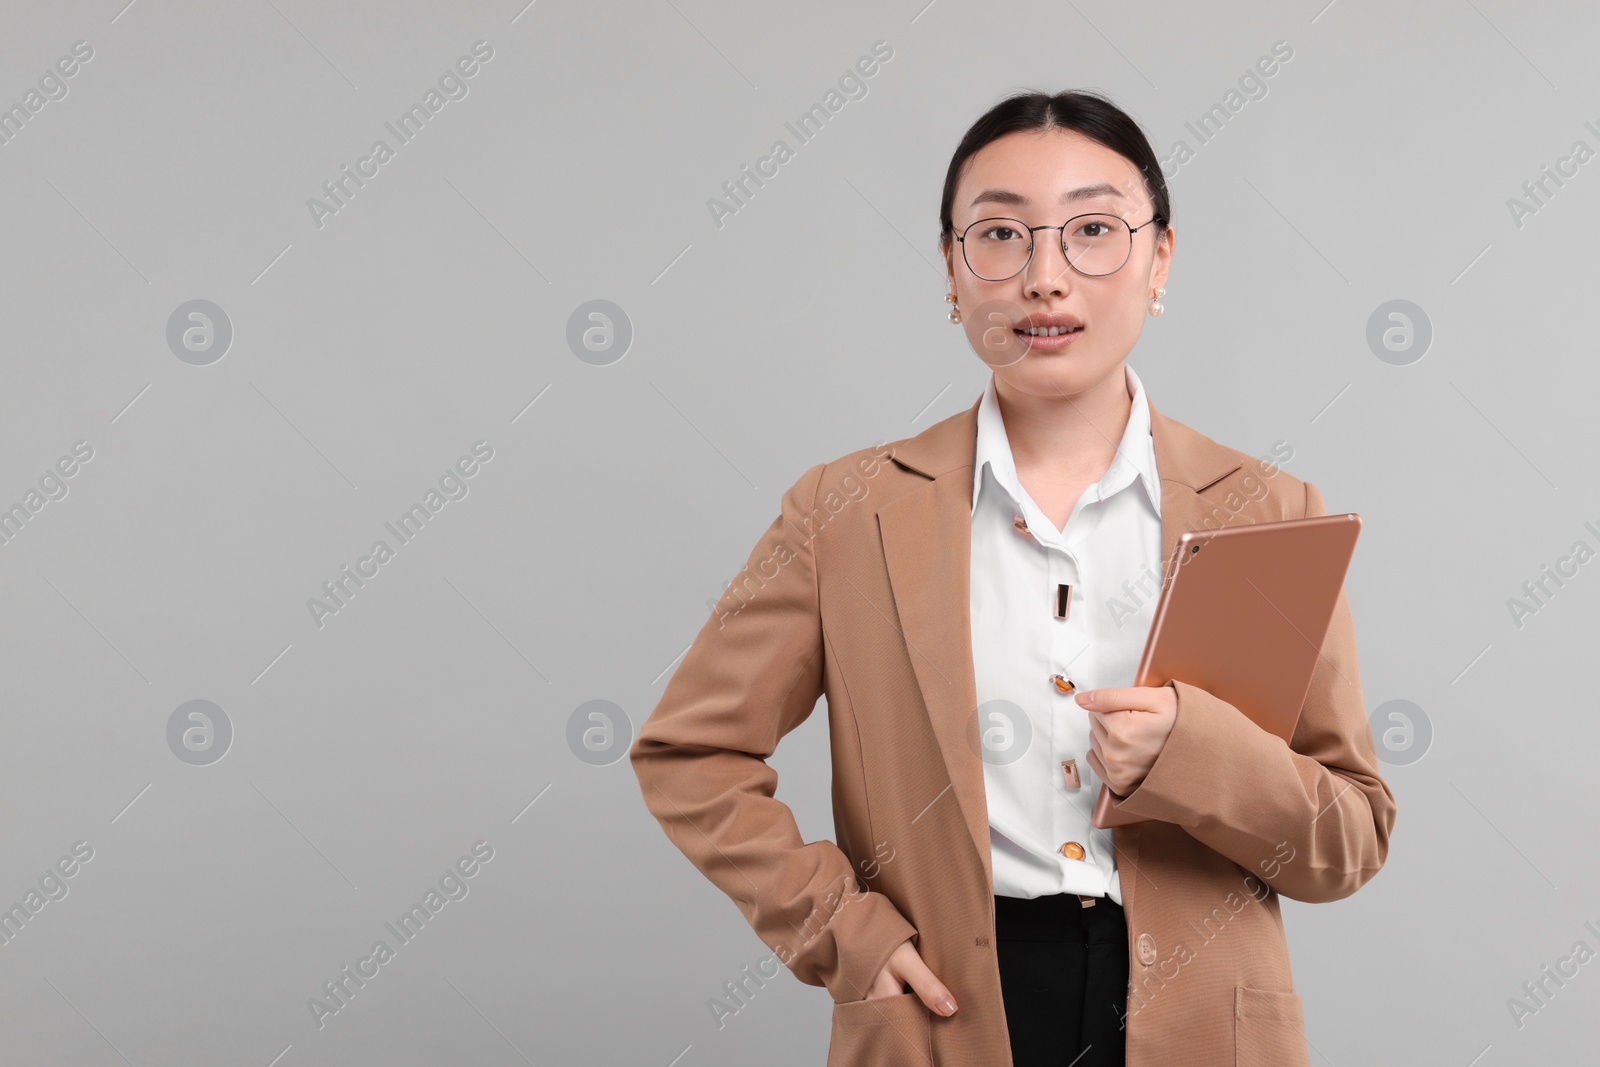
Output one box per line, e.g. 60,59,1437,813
1051,674,1076,695
1012,513,1029,535
1061,758,1081,791
1137,932,1157,965
1054,582,1072,619
1059,841,1085,861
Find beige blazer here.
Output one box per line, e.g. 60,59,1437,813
629,390,1397,1067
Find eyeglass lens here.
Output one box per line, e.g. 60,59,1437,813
963,215,1133,281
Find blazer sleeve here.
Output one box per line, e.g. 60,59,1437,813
1106,479,1398,903
628,462,918,1002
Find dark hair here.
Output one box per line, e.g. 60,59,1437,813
938,89,1170,255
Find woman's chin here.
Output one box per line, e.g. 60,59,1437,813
996,355,1120,398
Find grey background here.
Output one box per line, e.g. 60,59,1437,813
1,0,1596,1064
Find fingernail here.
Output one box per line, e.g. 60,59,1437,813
1076,690,1094,705
935,995,957,1015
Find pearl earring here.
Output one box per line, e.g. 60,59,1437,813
946,292,961,324
1148,287,1166,317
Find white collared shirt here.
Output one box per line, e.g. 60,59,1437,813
969,363,1164,905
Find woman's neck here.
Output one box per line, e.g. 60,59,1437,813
995,364,1133,478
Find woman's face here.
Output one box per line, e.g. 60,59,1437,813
943,128,1174,399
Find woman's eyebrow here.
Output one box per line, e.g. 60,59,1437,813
968,183,1128,207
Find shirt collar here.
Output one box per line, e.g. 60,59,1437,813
971,362,1161,516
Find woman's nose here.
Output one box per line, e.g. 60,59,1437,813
1023,229,1074,298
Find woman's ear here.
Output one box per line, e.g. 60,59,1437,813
1150,224,1175,291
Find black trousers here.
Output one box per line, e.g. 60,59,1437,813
994,892,1129,1067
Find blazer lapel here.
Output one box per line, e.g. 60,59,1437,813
877,385,1244,904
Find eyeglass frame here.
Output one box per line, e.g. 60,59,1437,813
952,211,1167,281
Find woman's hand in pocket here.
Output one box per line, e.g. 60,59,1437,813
865,936,958,1016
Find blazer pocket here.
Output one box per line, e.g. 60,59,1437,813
1234,985,1311,1067
827,991,933,1067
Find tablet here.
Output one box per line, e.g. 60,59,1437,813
1091,511,1362,829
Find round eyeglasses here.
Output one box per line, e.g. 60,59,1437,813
954,213,1165,282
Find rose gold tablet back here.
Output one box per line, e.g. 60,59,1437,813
1092,512,1362,829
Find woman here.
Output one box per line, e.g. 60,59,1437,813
630,89,1396,1067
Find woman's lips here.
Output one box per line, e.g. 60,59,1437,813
1014,326,1083,351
